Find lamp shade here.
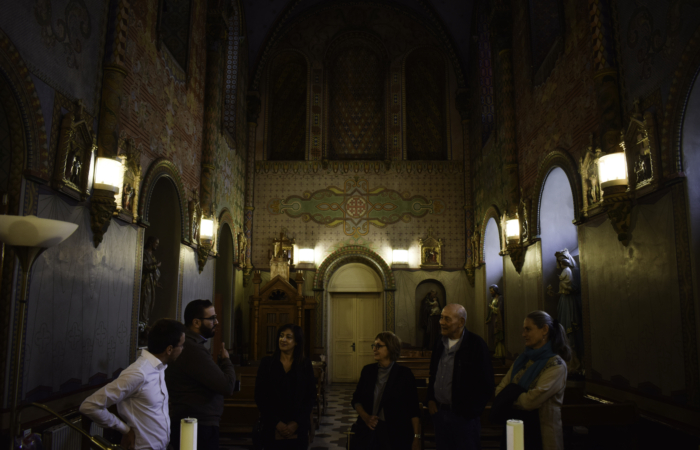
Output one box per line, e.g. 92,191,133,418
598,153,628,189
0,215,78,248
94,157,123,193
298,248,315,263
506,219,520,240
392,249,408,264
200,218,214,240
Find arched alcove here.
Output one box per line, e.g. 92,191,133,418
539,167,579,315
143,177,182,324
484,217,503,350
415,279,446,349
328,263,383,292
215,223,235,348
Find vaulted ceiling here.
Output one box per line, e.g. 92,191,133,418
241,0,474,76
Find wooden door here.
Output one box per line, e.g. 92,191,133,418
331,294,383,383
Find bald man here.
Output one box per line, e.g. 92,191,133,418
426,304,494,450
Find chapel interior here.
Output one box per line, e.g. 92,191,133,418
1,0,700,448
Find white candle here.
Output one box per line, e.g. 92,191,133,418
506,419,524,450
180,418,198,450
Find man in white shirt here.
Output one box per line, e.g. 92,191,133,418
80,319,186,450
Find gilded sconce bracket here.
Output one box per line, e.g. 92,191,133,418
602,187,633,246
90,190,117,248
507,245,527,273
197,243,212,273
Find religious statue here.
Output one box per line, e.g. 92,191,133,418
547,248,583,373
69,153,82,185
485,285,506,359
122,183,135,212
419,228,443,269
420,290,442,350
470,230,481,266
237,232,248,268
139,236,162,345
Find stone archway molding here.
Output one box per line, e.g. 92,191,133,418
138,157,191,244
530,149,582,239
479,204,502,263
314,245,395,291
217,207,237,259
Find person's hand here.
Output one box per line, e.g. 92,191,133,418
362,413,379,430
276,421,291,438
412,436,421,450
286,421,298,436
121,429,135,450
428,400,437,415
220,343,230,359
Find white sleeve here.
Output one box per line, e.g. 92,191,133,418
79,370,144,434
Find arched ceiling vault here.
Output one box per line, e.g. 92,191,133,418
242,0,473,90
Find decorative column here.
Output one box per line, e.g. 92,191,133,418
243,93,261,282
456,91,476,286
589,0,623,152
200,12,227,217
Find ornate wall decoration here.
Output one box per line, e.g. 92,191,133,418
51,106,95,201
579,140,603,217
117,137,141,222
527,0,564,85
623,103,661,192
327,37,386,160
405,47,447,160
419,228,444,269
223,0,241,138
477,2,495,146
313,245,395,291
158,0,192,72
255,160,463,175
267,51,307,161
267,177,445,239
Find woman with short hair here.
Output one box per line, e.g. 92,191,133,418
494,310,571,450
255,324,316,449
351,331,421,450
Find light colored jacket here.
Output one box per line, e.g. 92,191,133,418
495,355,567,450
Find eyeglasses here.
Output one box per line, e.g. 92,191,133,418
197,315,218,322
370,344,386,350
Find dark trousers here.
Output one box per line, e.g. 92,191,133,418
432,409,480,450
169,423,219,450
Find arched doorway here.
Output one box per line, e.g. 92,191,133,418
215,224,235,348
327,263,384,383
539,167,579,316
143,177,182,324
484,217,503,351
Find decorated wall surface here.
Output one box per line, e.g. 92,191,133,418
22,192,138,403
215,139,246,232
252,163,465,269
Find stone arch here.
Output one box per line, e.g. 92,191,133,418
530,149,582,239
314,245,395,291
480,204,502,262
217,207,237,258
662,25,700,176
138,157,191,244
0,28,49,182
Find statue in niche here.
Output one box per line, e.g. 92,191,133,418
139,236,162,345
580,135,603,214
485,284,505,359
547,248,583,373
420,290,442,350
238,233,248,268
122,183,135,212
69,152,82,185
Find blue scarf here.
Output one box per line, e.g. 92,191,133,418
510,342,557,389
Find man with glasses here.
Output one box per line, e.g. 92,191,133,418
165,299,237,450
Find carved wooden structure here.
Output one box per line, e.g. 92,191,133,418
51,107,96,201
419,228,443,269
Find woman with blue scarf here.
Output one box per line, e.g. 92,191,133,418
494,311,571,450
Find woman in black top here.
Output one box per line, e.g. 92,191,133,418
351,331,421,450
255,324,316,449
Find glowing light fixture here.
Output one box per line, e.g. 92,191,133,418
506,219,520,240
298,248,315,263
597,152,628,189
93,157,123,193
200,218,214,241
392,249,408,264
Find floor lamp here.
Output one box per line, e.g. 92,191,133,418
0,215,78,448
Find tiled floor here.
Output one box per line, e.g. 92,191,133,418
221,384,357,450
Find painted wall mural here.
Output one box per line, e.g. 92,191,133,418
267,177,445,239
0,0,107,114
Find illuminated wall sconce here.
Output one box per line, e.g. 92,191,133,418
501,213,526,273
598,147,633,245
506,218,520,242
90,157,124,248
392,249,409,266
197,215,216,273
298,248,315,263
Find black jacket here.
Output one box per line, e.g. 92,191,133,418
351,363,421,449
165,329,237,426
254,356,316,434
426,329,494,419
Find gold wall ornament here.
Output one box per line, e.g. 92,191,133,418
90,189,118,247
117,137,141,222
237,232,248,268
623,100,661,194
197,242,211,274
188,193,201,244
600,134,633,246
51,104,96,201
419,228,443,269
579,137,604,217
269,230,295,280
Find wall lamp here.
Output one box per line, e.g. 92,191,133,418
502,213,526,273
392,249,409,266
90,156,124,248
597,144,633,245
296,248,316,269
197,215,216,273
